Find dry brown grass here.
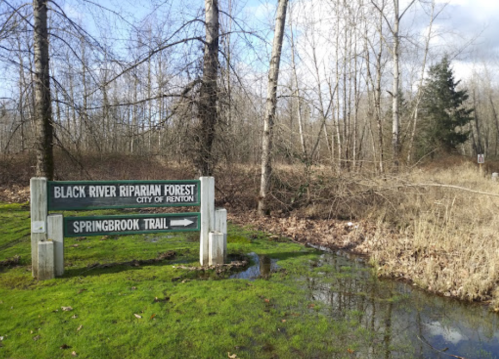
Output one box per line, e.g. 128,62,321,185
365,161,499,307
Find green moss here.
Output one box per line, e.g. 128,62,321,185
0,202,397,358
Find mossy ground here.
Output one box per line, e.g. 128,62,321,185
0,203,394,358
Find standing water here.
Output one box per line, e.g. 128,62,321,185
231,247,499,358
306,251,499,358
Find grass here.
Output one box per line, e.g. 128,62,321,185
0,203,398,359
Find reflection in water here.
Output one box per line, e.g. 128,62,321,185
308,253,499,358
230,253,278,280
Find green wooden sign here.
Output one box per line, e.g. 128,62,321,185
48,180,200,210
64,213,200,237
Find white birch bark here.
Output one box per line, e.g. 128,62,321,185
258,0,288,216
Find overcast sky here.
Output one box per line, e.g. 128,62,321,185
429,0,499,79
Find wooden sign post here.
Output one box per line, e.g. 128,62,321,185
30,177,225,280
478,154,485,176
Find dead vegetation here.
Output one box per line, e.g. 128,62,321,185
4,153,499,308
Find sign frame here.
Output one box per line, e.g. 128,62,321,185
48,180,201,211
63,212,200,237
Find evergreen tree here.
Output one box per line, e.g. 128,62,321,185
418,56,473,155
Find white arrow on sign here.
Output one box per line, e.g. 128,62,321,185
170,218,194,227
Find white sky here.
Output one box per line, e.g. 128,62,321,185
244,0,499,81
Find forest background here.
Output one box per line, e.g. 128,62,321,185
2,0,499,307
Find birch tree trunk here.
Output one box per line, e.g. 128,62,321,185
472,89,483,154
33,0,54,179
392,0,400,168
289,11,307,159
407,0,436,163
371,0,416,169
197,0,219,176
17,36,26,152
258,0,288,216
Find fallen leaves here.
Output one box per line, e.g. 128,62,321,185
77,325,83,332
134,314,142,319
62,306,73,311
228,353,238,359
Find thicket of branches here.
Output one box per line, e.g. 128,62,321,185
0,0,495,176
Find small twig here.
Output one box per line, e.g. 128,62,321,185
417,334,469,359
407,183,499,198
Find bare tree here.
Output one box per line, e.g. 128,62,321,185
371,0,416,168
258,0,288,216
33,0,54,179
196,0,220,176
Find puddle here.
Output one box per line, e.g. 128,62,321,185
307,252,499,358
230,252,279,280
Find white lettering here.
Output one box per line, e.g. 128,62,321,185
77,186,86,198
88,185,116,198
165,195,194,203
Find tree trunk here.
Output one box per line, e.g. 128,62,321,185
258,0,288,216
472,89,483,154
33,0,54,179
289,11,307,159
407,1,436,163
197,0,219,176
489,95,499,157
17,37,26,152
392,0,400,168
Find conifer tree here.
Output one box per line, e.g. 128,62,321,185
418,56,473,156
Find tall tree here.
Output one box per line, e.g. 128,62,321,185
371,0,416,167
197,0,220,176
33,0,54,179
418,56,473,155
258,0,288,216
